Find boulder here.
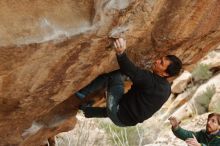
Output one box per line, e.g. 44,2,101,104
208,75,220,112
209,93,220,112
171,74,220,120
200,46,220,68
161,86,197,120
171,71,192,93
1,0,220,145
192,74,219,114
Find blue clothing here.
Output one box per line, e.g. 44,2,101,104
76,70,125,126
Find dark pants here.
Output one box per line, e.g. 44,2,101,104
75,70,125,126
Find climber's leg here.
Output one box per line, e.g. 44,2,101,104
75,72,109,100
106,71,125,127
79,70,125,125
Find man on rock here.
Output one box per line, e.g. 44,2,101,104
75,38,182,127
169,113,220,146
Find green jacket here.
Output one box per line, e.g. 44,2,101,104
172,127,220,146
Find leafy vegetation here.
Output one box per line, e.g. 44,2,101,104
195,84,216,108
99,122,144,146
192,64,212,81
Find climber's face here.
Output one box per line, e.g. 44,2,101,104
206,115,220,134
152,56,171,77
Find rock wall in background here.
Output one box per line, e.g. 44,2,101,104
1,0,220,145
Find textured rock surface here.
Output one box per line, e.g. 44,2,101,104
1,0,220,145
170,74,220,120
200,46,220,68
171,71,192,93
161,86,198,120
209,74,220,112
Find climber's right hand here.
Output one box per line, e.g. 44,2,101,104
113,38,126,55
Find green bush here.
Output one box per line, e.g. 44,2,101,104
192,64,212,81
195,84,216,108
99,122,144,146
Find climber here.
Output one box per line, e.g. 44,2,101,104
75,38,182,127
169,113,220,146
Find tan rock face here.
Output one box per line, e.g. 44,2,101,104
0,0,94,45
171,70,192,93
200,46,220,68
1,0,220,145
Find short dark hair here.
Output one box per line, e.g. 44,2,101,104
208,113,220,125
165,55,182,77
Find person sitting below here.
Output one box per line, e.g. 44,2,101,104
169,113,220,146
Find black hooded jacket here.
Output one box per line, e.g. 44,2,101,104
117,53,171,126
